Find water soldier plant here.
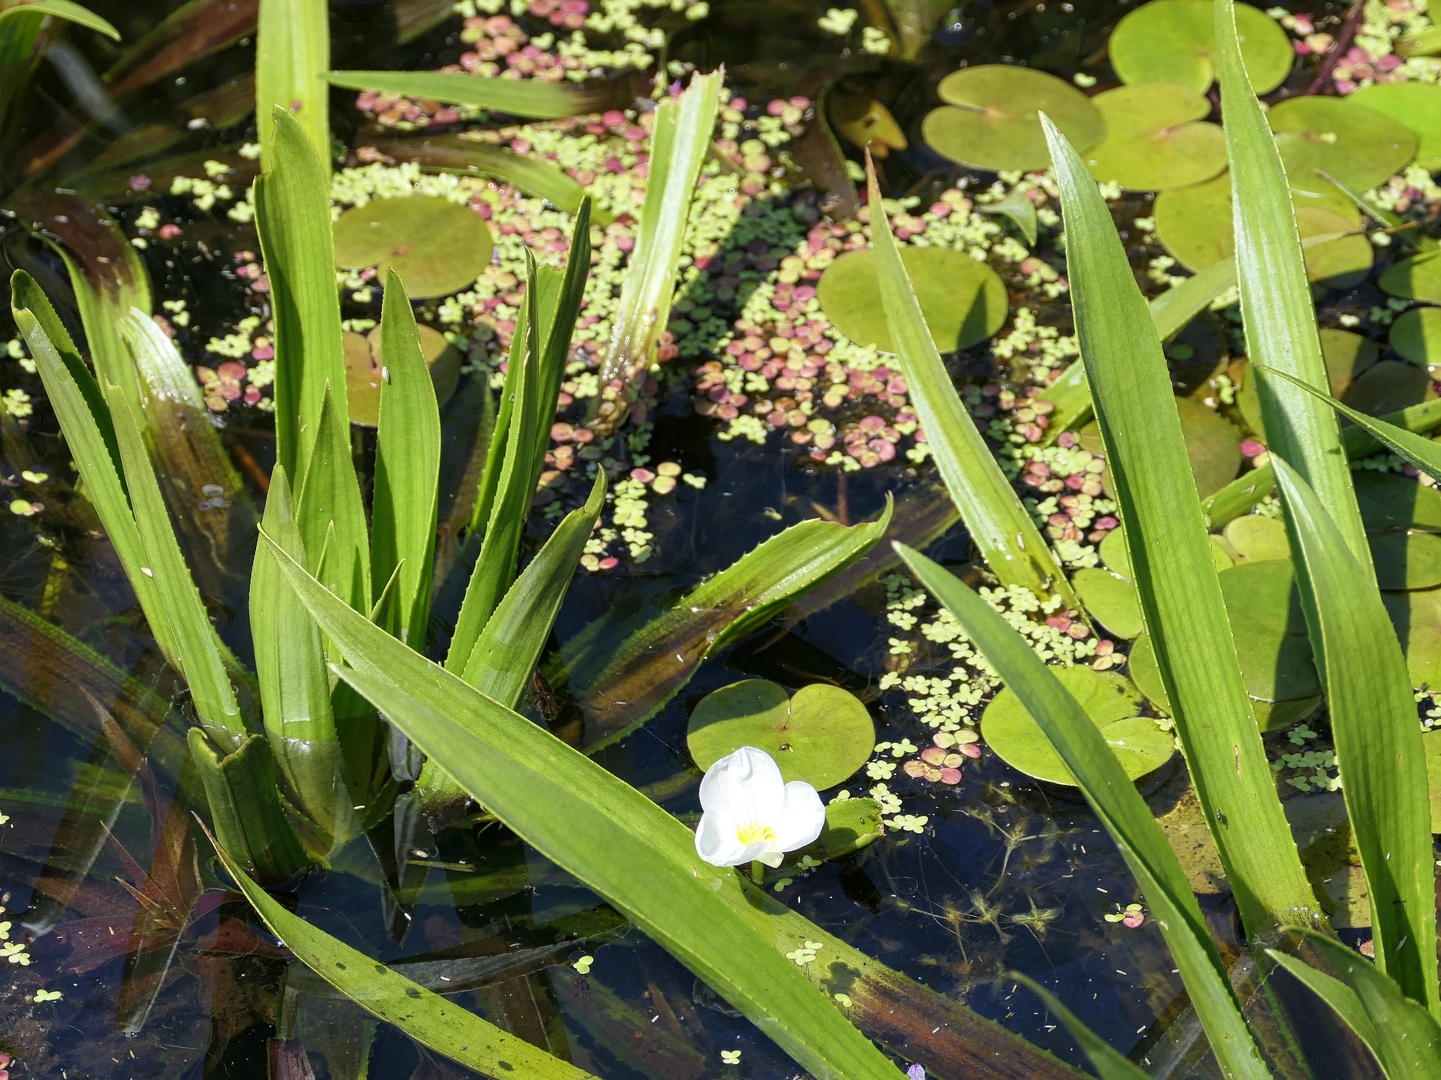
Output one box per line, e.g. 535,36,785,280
10,0,1441,1074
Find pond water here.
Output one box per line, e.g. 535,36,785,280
0,0,1419,1076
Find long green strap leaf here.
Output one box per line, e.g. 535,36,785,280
595,70,723,431
210,830,598,1078
1270,456,1438,1014
259,536,904,1080
189,729,309,882
1044,231,1353,441
0,0,119,38
533,198,592,472
1011,975,1153,1080
462,472,606,706
256,0,329,174
899,545,1267,1080
446,257,549,674
1214,0,1371,580
255,106,348,478
1264,950,1381,1066
869,167,1073,605
250,464,350,851
1261,367,1441,482
327,69,611,120
1202,397,1441,526
107,381,244,744
1043,114,1322,938
373,270,441,650
296,383,370,615
1282,930,1441,1080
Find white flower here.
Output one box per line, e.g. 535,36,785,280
695,746,826,868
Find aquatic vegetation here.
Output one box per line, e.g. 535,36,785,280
687,679,875,789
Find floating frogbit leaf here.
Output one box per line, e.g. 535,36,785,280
922,65,1105,173
1108,0,1293,94
1268,95,1417,199
1083,83,1226,191
687,680,874,790
694,747,826,868
332,195,493,300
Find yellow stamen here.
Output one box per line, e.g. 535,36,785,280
735,823,776,846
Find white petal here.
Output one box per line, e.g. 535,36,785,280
772,780,826,853
695,810,752,866
755,849,785,868
698,746,787,824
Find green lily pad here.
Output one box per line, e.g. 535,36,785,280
1292,208,1373,289
1218,560,1321,728
811,797,884,860
1322,327,1381,396
1127,633,1169,712
333,195,494,300
1268,96,1418,198
1371,531,1441,591
1083,83,1226,191
1379,251,1441,304
687,679,874,790
1390,306,1441,369
981,666,1168,785
1079,398,1239,501
922,65,1106,173
1074,567,1143,639
1350,81,1441,172
1108,0,1293,94
817,246,1008,352
1175,396,1242,499
1099,524,1231,583
343,324,461,427
1355,471,1441,532
1382,586,1441,689
1222,514,1290,562
1153,171,1364,278
1338,359,1435,418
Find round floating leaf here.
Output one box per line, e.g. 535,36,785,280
687,679,874,790
922,65,1105,172
1351,81,1441,171
1339,359,1435,418
1321,327,1381,396
1293,208,1373,289
1100,524,1231,584
1127,633,1169,712
1371,531,1441,591
333,195,494,300
1355,471,1441,532
1268,96,1418,198
1222,514,1290,563
1108,0,1293,94
1083,83,1226,191
811,797,884,860
1074,567,1143,639
1210,534,1236,571
817,246,1008,352
981,667,1165,785
1390,306,1441,369
1380,251,1441,304
1079,398,1240,500
344,324,460,427
1218,560,1321,728
1383,586,1441,689
1101,716,1177,780
1175,396,1241,499
1154,172,1363,277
